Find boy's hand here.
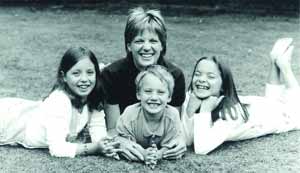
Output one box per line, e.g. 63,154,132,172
144,145,159,169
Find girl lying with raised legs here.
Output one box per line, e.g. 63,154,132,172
181,38,300,154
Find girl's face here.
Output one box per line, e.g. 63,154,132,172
137,73,171,117
127,30,163,70
64,58,96,100
192,59,222,99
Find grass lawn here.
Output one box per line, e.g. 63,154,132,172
0,4,299,173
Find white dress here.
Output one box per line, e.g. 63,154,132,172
181,84,300,154
0,90,107,158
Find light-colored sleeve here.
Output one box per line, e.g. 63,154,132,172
116,108,136,142
193,112,236,155
181,105,194,146
160,107,182,149
46,116,78,158
89,110,107,142
180,93,195,146
42,91,78,158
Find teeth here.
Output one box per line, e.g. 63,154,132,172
148,103,160,107
196,85,209,90
141,54,153,58
78,85,89,89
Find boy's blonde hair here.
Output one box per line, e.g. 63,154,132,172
124,7,167,57
135,65,174,97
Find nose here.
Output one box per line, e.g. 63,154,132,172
142,41,151,51
80,73,89,82
149,92,159,100
198,75,207,83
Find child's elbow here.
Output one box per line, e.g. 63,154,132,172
48,143,77,158
194,145,212,155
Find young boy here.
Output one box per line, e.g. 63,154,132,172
116,65,184,166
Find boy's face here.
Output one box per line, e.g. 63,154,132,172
192,59,222,99
64,58,96,100
137,73,171,116
127,29,163,70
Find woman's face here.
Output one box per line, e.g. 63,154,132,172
127,29,163,70
64,57,96,100
192,59,223,99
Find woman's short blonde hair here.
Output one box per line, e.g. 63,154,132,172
124,7,167,57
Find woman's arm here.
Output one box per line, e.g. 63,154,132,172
104,103,121,135
89,109,107,142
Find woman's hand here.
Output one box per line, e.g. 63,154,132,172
162,138,186,160
115,137,145,162
186,92,202,118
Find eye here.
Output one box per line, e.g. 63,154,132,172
87,69,95,75
193,72,201,77
150,39,159,44
71,71,80,77
158,90,166,95
134,39,144,44
144,89,152,93
207,73,217,79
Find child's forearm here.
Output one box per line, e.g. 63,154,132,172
75,142,102,156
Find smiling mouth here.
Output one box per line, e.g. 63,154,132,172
78,85,91,90
195,85,209,90
147,103,161,108
140,53,154,58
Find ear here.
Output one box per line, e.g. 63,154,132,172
127,43,132,52
61,71,67,82
136,91,141,101
167,95,172,103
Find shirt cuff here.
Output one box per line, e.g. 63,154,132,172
49,142,78,158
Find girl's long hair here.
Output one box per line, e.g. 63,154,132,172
48,47,103,111
189,56,249,122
